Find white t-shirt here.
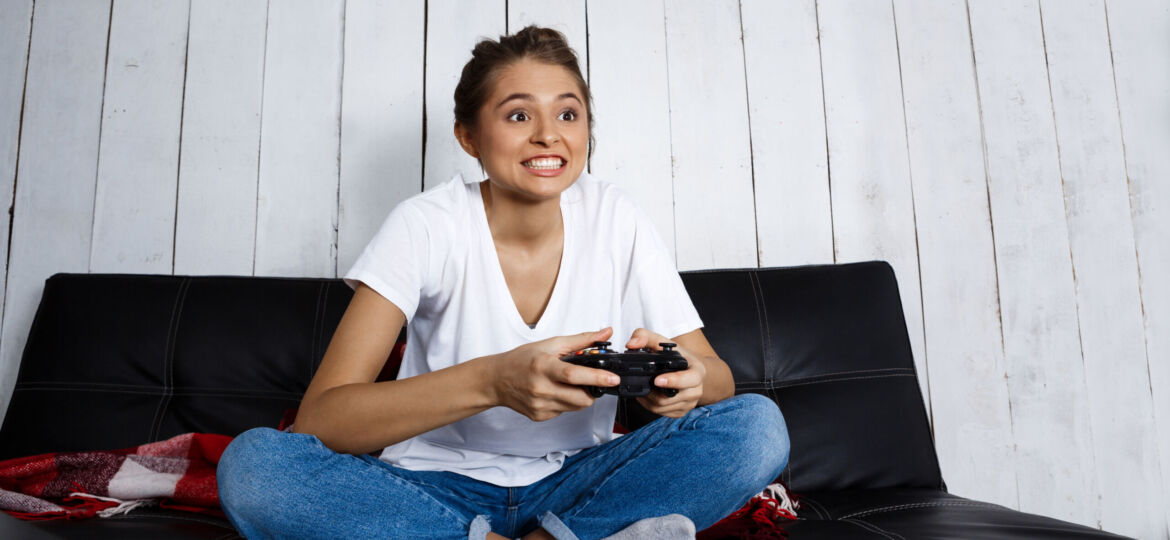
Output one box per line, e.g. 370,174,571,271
342,172,703,486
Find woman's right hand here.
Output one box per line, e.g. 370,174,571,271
490,327,621,421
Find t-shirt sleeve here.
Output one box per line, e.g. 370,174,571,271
342,203,427,322
621,199,704,340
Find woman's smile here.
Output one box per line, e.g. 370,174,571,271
521,154,568,175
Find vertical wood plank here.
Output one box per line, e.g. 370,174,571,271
508,0,587,79
664,0,756,271
254,0,344,278
0,0,33,324
968,0,1099,526
90,0,189,274
1107,0,1170,533
893,0,1018,508
741,0,832,267
817,0,929,403
422,0,505,190
173,0,267,276
586,0,675,261
0,0,111,422
338,0,424,276
1041,1,1165,536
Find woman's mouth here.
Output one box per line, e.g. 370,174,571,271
522,156,567,173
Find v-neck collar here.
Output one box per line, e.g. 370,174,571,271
470,181,573,336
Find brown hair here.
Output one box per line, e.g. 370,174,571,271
454,25,595,156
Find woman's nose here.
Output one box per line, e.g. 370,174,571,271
530,117,560,146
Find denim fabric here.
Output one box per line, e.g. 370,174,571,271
217,393,789,540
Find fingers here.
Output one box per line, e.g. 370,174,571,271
626,327,667,350
561,326,614,353
636,390,700,418
555,363,620,388
654,367,702,391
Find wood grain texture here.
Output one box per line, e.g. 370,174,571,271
253,0,344,278
741,0,832,267
1107,0,1170,533
0,0,33,326
893,0,1018,508
0,0,111,423
90,0,189,274
586,0,676,262
968,0,1098,527
1041,1,1164,536
817,0,929,404
422,0,505,190
338,0,424,277
173,0,266,276
508,0,587,80
664,0,757,272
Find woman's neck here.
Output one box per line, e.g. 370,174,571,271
480,181,562,247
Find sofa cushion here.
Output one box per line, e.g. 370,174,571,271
0,508,241,539
792,488,1127,539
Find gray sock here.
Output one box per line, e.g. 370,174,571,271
601,513,696,540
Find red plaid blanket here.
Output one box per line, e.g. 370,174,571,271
0,433,231,521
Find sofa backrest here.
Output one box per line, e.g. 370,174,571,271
0,262,942,494
0,274,353,460
621,261,943,493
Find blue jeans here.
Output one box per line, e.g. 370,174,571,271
217,393,789,540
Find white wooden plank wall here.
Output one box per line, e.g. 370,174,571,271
338,0,424,275
173,0,266,276
0,1,32,323
741,0,832,267
587,0,676,260
1107,1,1170,532
90,0,188,274
1042,1,1162,534
0,1,1165,536
254,1,344,278
968,0,1101,527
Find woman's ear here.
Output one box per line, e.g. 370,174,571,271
453,122,479,159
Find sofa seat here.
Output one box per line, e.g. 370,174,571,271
0,509,241,539
791,488,1126,539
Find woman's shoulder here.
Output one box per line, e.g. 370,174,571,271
571,172,639,213
386,175,474,228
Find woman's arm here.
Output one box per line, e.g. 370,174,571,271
291,283,497,454
293,283,620,455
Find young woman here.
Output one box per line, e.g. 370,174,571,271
217,26,789,540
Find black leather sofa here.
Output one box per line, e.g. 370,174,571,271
0,261,1129,539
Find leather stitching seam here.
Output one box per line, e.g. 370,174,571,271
840,500,1002,520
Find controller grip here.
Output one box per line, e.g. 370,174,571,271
661,387,679,398
586,386,606,398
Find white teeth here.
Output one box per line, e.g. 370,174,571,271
524,157,565,170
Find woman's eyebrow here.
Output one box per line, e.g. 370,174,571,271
494,92,583,110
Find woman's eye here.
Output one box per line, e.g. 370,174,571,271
559,110,577,121
508,111,529,122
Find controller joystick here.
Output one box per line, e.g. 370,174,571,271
561,340,688,398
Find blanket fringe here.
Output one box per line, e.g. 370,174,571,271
67,492,157,517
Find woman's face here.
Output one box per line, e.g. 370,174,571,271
456,58,590,202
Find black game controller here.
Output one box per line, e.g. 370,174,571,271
560,341,689,398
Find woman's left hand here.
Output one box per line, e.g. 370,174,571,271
626,328,707,418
